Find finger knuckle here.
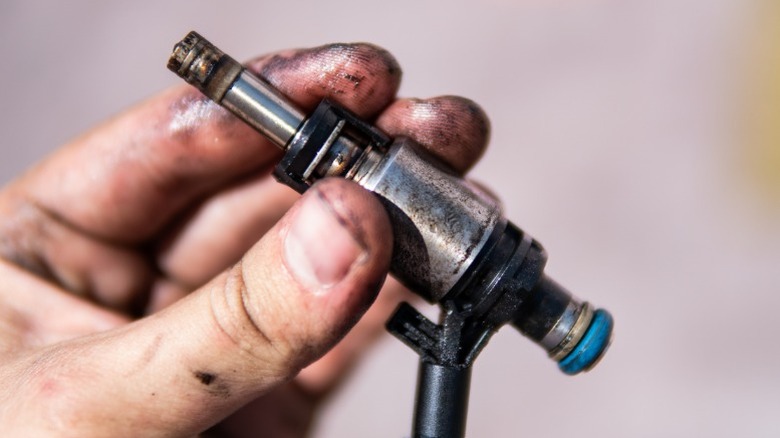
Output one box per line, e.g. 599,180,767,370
207,261,299,376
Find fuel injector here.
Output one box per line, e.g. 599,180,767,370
167,32,613,379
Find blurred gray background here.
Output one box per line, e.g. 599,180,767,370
2,1,780,436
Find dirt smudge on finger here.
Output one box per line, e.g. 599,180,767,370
193,370,231,398
250,43,402,117
376,96,491,174
166,91,241,141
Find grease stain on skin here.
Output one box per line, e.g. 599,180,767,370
0,200,55,282
168,95,222,135
166,91,262,151
193,370,231,398
313,184,370,254
192,370,230,398
255,43,401,115
378,96,490,174
194,371,216,385
339,69,364,86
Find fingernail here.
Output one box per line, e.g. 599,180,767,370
283,190,367,290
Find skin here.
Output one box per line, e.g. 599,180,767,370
0,42,491,437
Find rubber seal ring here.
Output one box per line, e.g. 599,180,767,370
558,309,613,375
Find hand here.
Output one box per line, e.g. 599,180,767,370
0,42,490,437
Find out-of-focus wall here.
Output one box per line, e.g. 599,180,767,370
1,1,779,436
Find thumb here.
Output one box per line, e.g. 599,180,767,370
8,179,392,437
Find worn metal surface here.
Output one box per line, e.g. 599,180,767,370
351,139,504,302
540,299,580,351
549,301,594,361
223,71,305,148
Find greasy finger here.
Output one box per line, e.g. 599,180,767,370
250,43,401,118
375,95,491,174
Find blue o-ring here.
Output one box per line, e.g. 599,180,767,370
558,309,613,375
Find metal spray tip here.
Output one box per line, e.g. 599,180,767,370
167,31,243,103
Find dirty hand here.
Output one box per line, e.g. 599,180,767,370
0,42,489,437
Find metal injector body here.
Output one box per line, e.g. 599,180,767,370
168,32,613,376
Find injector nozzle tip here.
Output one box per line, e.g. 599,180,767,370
168,31,201,72
558,309,613,375
167,31,243,103
168,31,213,82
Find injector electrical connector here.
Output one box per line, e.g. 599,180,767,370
168,32,614,437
